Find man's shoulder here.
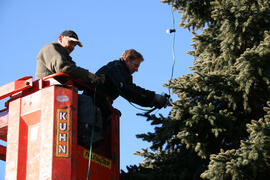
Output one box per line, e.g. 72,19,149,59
40,42,57,51
44,41,60,48
40,42,66,56
107,59,120,64
96,59,120,74
106,59,125,67
105,59,130,77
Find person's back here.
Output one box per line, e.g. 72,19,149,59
94,49,169,110
96,59,131,100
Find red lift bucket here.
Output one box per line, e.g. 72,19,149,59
0,73,120,180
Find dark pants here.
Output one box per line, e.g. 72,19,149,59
77,94,103,148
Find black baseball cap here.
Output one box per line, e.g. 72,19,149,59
60,30,83,47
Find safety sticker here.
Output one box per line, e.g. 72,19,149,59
56,95,69,102
83,151,112,169
56,109,70,157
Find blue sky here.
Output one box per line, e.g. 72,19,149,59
0,0,193,178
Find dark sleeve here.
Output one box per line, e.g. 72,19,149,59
120,81,155,107
54,56,90,84
97,61,155,107
52,46,90,84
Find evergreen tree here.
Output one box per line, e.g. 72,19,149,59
121,0,270,179
201,102,270,179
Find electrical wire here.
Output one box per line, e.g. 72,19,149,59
128,6,176,112
86,8,177,173
128,101,157,112
105,75,157,112
86,7,177,178
168,6,176,96
87,87,97,180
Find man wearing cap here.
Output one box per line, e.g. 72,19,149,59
35,30,104,85
35,30,105,149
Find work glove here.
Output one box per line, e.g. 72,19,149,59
88,73,105,86
153,93,170,109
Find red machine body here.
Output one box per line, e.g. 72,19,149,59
0,73,120,180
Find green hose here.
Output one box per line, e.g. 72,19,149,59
87,87,97,180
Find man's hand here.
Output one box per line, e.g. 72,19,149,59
88,73,105,86
153,93,170,109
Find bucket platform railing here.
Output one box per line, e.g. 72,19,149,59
0,72,120,180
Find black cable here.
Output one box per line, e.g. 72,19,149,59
105,74,157,113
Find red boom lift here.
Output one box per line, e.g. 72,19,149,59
0,73,120,180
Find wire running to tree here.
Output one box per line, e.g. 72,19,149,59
168,6,176,96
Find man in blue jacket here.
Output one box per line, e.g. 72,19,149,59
94,49,169,111
81,49,169,148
